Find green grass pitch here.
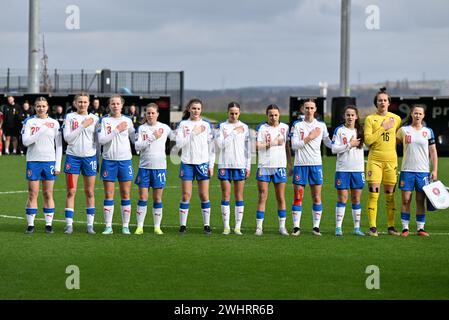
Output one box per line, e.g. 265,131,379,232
0,154,448,300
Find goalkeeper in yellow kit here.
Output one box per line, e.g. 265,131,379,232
364,87,402,236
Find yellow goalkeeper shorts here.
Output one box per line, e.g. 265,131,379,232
366,160,398,185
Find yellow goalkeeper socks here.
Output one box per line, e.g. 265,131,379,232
385,192,396,228
367,191,380,228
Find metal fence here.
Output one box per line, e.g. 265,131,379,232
0,68,184,110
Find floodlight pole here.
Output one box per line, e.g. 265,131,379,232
340,0,351,96
28,0,40,93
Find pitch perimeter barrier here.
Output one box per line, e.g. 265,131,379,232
389,96,449,156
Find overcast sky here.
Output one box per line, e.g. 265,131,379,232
1,0,448,90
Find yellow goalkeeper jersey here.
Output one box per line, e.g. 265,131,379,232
364,111,402,162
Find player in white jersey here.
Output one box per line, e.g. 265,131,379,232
134,103,174,235
22,97,62,234
290,100,332,236
254,104,292,236
331,106,366,237
62,93,99,235
215,102,252,235
97,94,136,235
397,104,438,237
176,98,215,235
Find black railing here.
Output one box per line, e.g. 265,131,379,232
0,68,184,110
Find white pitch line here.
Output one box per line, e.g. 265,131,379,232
1,214,449,235
0,184,258,195
0,190,30,194
0,186,181,195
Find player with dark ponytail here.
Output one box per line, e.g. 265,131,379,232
331,105,366,236
364,87,402,237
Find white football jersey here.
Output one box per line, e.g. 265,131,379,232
97,115,135,161
331,124,365,172
290,118,332,166
135,122,173,169
256,122,289,169
21,115,63,171
397,125,435,172
63,112,99,157
215,120,252,170
175,119,215,167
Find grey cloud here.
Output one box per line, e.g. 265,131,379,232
0,0,448,89
35,0,305,32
